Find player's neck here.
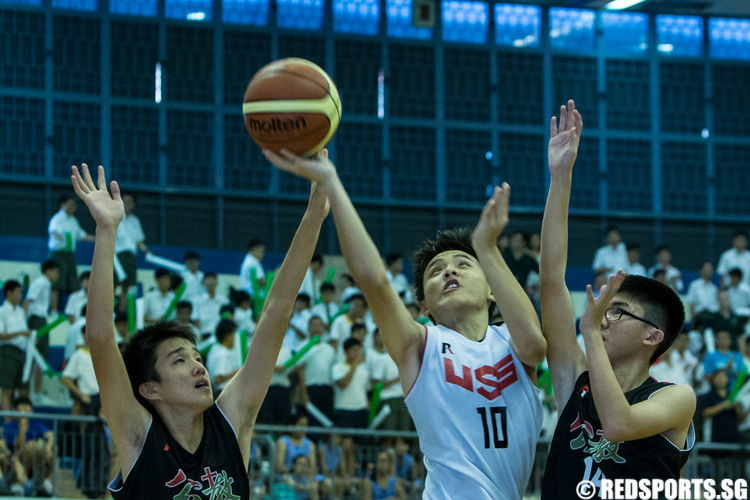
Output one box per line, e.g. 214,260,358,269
610,359,651,394
159,407,205,454
438,310,488,342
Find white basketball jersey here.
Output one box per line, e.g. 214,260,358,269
404,324,543,500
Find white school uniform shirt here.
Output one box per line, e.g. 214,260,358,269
180,270,206,303
332,361,370,411
625,262,648,277
0,301,28,350
64,318,85,361
26,275,52,318
310,302,340,326
143,289,176,321
300,342,336,387
404,324,542,500
62,348,99,396
592,243,629,274
685,278,719,315
386,270,413,304
65,289,88,322
191,292,229,336
206,343,241,391
239,254,265,296
48,209,87,252
717,248,750,287
728,282,750,316
366,348,403,399
115,213,145,254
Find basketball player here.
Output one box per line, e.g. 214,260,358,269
262,146,548,498
71,163,329,499
539,100,695,499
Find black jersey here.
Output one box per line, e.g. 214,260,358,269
109,404,250,499
541,371,694,500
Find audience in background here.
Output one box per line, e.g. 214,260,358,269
717,229,750,288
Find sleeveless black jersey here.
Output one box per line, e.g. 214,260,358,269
109,404,250,499
541,371,694,500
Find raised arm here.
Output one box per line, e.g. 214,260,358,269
263,149,424,392
70,164,151,474
579,272,696,442
216,179,329,461
539,100,586,412
471,184,545,374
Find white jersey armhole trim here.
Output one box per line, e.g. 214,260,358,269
403,324,428,399
648,384,697,452
108,415,154,492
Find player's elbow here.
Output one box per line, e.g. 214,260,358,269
599,417,633,442
521,337,547,367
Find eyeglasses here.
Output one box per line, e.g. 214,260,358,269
605,307,661,331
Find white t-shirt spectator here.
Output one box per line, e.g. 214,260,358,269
270,346,293,388
191,293,230,336
728,282,750,316
64,318,85,361
115,213,145,255
717,248,750,287
180,270,206,303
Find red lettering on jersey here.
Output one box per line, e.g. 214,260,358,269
475,354,518,401
201,467,218,487
165,469,186,488
443,357,473,392
570,413,582,432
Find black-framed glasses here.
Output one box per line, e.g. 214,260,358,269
605,307,661,331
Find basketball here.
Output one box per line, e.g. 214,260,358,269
243,58,342,157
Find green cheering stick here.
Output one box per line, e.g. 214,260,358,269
35,315,67,339
127,293,136,333
729,365,749,402
325,268,335,283
239,329,249,363
368,381,383,425
284,336,321,369
163,282,186,320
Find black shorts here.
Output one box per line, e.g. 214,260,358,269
0,345,28,390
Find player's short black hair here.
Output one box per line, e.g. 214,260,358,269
120,321,197,413
617,275,685,365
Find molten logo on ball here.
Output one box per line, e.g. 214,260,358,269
246,116,308,138
243,58,341,157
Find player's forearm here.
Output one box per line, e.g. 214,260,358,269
325,174,391,290
539,174,572,283
580,329,635,440
87,227,119,344
475,245,545,366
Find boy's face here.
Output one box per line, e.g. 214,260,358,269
348,298,367,319
115,320,128,336
700,262,714,279
6,287,23,306
420,250,491,322
156,276,171,293
185,258,200,273
606,230,620,247
176,308,192,323
734,234,747,251
308,317,325,336
203,276,217,293
64,199,77,216
601,296,661,362
80,277,90,292
321,290,334,303
46,268,60,283
144,337,212,409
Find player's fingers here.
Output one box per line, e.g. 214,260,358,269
80,163,96,190
96,165,107,191
559,105,568,132
110,180,121,201
71,166,88,195
550,116,558,139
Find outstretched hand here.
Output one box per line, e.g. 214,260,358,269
472,183,511,251
263,148,337,185
579,270,626,337
548,99,583,177
71,164,124,230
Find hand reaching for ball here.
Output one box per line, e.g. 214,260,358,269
263,148,337,185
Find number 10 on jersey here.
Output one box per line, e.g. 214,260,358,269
477,407,508,449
